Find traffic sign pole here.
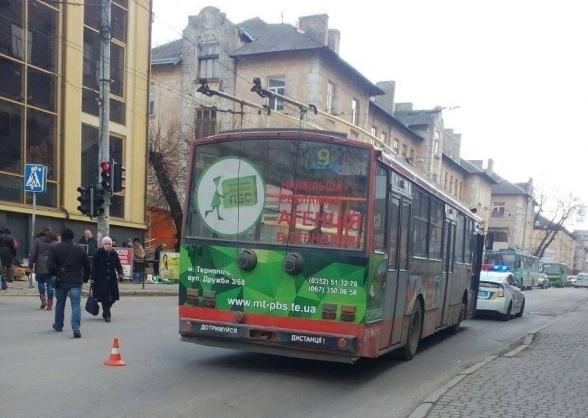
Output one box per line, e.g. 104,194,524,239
29,193,36,289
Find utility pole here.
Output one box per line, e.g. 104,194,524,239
97,0,111,242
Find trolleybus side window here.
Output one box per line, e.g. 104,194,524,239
374,165,388,252
400,201,411,269
464,219,473,263
389,196,400,268
429,198,444,260
455,213,465,263
412,188,429,258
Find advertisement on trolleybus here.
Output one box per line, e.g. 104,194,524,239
178,129,484,363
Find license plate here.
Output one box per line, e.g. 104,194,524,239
478,291,490,299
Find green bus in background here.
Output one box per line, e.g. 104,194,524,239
540,262,567,287
483,249,539,290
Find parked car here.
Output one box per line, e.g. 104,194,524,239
477,271,525,320
537,273,551,289
566,275,577,287
574,273,588,288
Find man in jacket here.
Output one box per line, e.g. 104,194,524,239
28,228,57,310
47,228,91,338
78,229,97,257
0,226,17,283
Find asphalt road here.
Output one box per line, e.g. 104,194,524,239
1,287,587,418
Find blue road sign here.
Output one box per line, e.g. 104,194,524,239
24,164,47,193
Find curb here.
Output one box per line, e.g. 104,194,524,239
408,302,588,418
2,291,178,297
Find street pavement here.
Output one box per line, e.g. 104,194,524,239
2,279,178,296
0,287,587,418
424,300,588,418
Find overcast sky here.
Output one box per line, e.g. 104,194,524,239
152,0,588,228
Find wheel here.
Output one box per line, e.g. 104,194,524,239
448,301,465,335
402,301,423,361
515,300,525,318
502,302,512,321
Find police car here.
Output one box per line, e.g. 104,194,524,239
476,266,525,321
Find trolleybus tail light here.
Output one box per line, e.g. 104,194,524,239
237,249,257,271
202,290,216,308
184,288,200,306
322,303,337,320
340,305,356,322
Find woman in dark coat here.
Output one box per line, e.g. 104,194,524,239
91,237,123,322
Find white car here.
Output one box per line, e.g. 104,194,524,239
537,273,551,289
476,271,525,320
575,273,588,288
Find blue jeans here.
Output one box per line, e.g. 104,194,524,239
37,274,54,299
54,284,82,331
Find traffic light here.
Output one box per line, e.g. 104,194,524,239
112,160,126,193
100,161,111,191
93,187,105,217
76,186,92,216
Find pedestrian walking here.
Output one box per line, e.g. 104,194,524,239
132,238,145,282
28,227,57,310
78,229,97,257
0,226,17,283
153,242,164,278
91,237,123,322
47,228,91,338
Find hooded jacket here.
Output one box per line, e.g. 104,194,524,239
28,234,55,275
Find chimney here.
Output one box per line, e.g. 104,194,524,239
486,158,494,175
327,29,340,54
298,14,329,46
395,102,413,112
374,81,395,114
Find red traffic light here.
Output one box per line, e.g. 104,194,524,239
100,161,111,171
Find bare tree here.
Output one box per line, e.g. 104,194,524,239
147,118,192,251
532,191,585,258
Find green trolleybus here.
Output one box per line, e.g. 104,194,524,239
540,262,567,287
483,249,539,290
179,129,484,362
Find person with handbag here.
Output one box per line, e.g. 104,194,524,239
47,228,91,338
91,237,123,322
28,227,57,310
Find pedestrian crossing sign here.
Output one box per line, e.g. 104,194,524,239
24,164,47,193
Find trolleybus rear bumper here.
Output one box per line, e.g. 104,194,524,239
180,318,360,363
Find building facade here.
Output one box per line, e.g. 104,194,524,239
0,0,151,257
486,177,535,252
531,215,576,270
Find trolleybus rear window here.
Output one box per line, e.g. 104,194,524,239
186,138,369,249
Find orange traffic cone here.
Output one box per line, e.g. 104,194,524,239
104,337,126,366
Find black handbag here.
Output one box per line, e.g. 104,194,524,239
85,287,100,316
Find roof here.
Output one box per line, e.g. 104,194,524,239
441,154,498,184
393,109,440,128
490,173,531,196
232,18,384,96
151,39,183,65
480,271,512,283
369,101,424,142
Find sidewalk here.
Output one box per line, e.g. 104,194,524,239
420,304,588,418
1,279,178,297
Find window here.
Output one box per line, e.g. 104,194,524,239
464,219,473,263
82,7,127,124
401,143,408,157
381,132,389,146
491,202,505,217
0,0,60,207
429,198,444,259
371,126,377,136
148,84,156,116
434,130,441,158
409,148,415,162
393,138,399,154
268,77,285,111
444,171,448,189
80,125,124,218
194,107,217,138
374,165,387,252
197,42,219,80
412,188,429,257
455,213,465,262
326,81,336,114
351,98,359,126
